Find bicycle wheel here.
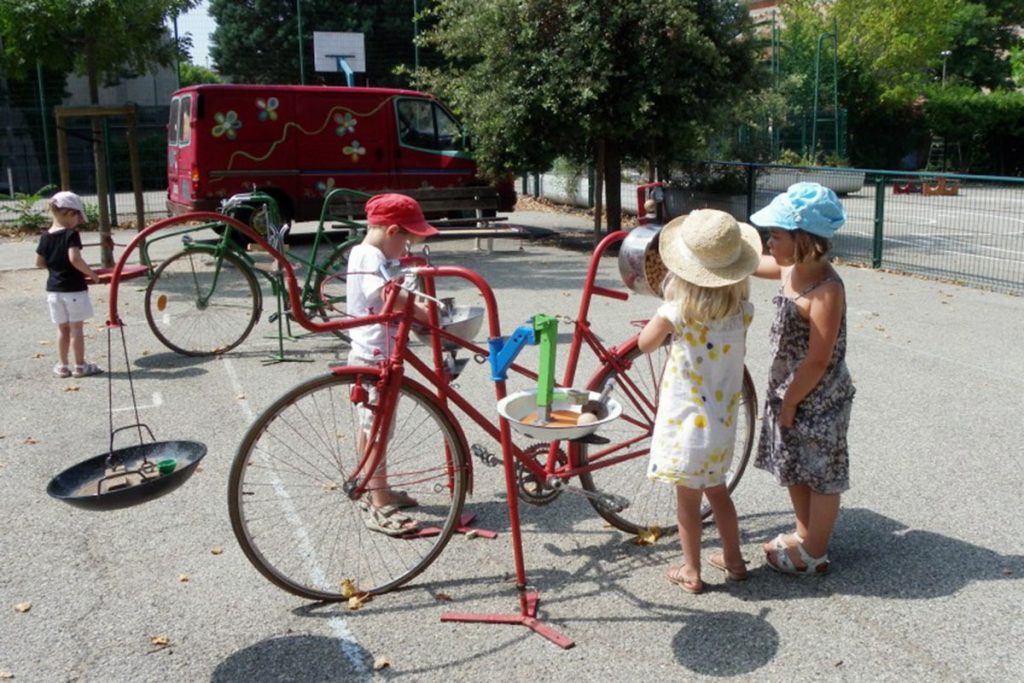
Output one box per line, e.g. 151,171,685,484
228,369,469,600
575,341,757,535
309,241,355,341
145,249,261,356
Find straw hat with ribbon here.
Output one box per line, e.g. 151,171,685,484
658,209,762,288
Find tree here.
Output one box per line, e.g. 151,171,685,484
0,0,196,263
181,62,221,86
416,0,757,232
208,0,420,86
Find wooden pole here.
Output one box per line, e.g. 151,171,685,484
125,108,145,230
91,117,113,266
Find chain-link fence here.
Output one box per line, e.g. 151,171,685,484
529,163,1024,296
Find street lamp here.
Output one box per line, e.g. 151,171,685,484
941,50,951,88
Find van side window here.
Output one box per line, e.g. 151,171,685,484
397,99,464,151
168,97,181,146
178,95,192,146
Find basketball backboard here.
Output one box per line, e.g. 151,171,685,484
313,32,366,73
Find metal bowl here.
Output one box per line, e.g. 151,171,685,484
414,305,485,350
47,440,207,511
496,389,622,442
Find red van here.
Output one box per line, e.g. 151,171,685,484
166,84,514,222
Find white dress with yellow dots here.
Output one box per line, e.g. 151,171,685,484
647,301,753,489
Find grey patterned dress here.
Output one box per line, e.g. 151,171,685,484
754,274,855,495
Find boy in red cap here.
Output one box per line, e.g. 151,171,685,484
346,193,439,535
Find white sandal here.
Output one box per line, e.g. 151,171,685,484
766,543,829,576
764,532,803,553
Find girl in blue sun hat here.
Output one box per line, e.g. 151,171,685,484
749,182,855,576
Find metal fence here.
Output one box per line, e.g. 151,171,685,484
531,163,1024,296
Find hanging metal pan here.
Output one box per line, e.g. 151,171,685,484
47,440,207,511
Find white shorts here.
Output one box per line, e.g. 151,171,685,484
348,351,384,431
47,291,94,324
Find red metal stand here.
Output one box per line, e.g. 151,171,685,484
441,590,574,649
437,413,575,649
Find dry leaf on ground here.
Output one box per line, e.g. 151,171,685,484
373,657,391,671
210,547,223,555
13,602,31,613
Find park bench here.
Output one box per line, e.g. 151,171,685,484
323,185,517,252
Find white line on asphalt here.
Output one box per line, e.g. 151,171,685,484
221,356,369,675
111,391,164,412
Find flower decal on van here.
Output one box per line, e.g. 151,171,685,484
334,113,357,136
257,97,279,121
212,111,241,139
343,140,366,162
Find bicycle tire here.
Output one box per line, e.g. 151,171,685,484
144,248,261,356
228,369,470,600
575,340,757,535
309,241,355,342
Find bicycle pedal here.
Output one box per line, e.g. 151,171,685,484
268,313,280,323
471,444,501,467
595,492,631,513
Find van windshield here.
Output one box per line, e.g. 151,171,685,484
396,98,465,152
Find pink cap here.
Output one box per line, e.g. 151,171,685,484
365,193,439,237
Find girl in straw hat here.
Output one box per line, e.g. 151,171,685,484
749,182,854,576
638,209,761,593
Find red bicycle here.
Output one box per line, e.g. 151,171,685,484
225,231,758,604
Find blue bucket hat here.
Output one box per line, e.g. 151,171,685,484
749,182,846,238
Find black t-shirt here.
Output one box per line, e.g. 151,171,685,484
36,229,88,292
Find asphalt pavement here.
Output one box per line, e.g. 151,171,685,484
1,208,1022,681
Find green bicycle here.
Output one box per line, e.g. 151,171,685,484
143,189,366,357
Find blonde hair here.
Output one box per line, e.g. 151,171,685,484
792,230,831,263
662,273,749,325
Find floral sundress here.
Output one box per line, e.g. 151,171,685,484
754,275,855,495
647,301,754,489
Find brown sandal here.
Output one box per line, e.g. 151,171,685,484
707,551,749,581
666,564,704,594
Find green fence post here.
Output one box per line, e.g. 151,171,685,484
872,174,885,268
745,163,755,221
102,119,118,226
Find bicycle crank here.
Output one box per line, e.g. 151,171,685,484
546,479,631,513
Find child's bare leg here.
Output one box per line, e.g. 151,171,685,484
56,322,71,366
69,321,86,366
788,483,812,541
705,484,743,566
801,491,840,558
674,485,704,582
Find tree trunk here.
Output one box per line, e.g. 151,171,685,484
604,140,622,233
86,44,113,267
593,138,604,245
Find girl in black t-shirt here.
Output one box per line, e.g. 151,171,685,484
35,191,103,378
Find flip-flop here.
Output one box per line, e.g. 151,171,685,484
666,564,704,594
707,551,749,581
359,501,419,537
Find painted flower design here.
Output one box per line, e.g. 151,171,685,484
257,97,279,121
212,111,241,139
334,112,357,136
343,140,366,162
316,178,336,196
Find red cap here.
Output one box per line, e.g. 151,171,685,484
365,193,439,237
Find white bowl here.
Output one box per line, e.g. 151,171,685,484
496,389,622,442
414,305,485,350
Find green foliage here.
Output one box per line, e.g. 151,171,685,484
0,1,196,97
414,0,757,179
180,62,221,86
208,0,419,86
0,184,57,233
